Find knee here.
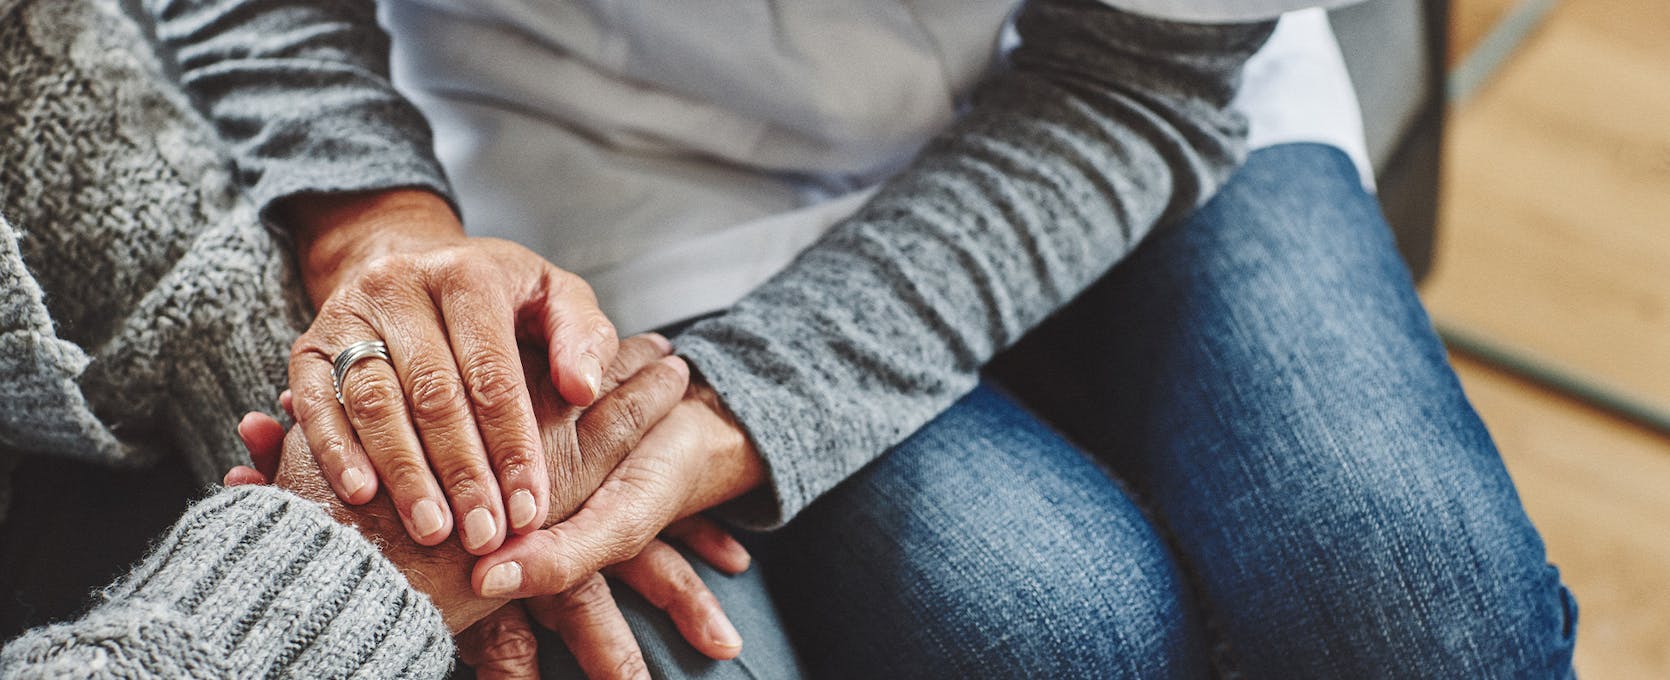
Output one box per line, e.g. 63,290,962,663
1209,448,1578,676
774,388,1210,677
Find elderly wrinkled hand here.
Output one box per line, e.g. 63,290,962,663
467,372,767,605
278,188,619,556
229,335,750,678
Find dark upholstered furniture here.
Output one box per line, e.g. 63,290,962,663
1333,0,1449,280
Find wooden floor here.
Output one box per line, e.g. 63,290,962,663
1429,0,1670,677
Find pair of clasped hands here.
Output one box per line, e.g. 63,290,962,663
227,189,765,679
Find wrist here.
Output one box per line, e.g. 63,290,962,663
276,188,464,306
686,376,767,503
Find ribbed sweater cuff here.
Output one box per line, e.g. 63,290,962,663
1,486,453,678
250,152,459,227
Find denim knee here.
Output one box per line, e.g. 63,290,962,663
762,385,1211,679
1158,415,1579,678
1086,145,1578,677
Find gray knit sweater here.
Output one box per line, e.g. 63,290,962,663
1,0,452,675
680,6,1274,526
0,487,452,677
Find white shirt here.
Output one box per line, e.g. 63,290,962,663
382,0,1369,334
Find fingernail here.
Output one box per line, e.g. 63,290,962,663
481,561,523,597
340,468,368,497
412,499,446,537
645,332,672,352
582,355,603,401
462,507,496,551
508,489,537,529
708,610,742,649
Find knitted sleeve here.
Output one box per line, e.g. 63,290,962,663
140,0,453,219
0,485,453,679
675,0,1276,528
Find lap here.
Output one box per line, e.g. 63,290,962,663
996,142,1577,677
524,384,1209,680
534,143,1576,678
757,384,1210,679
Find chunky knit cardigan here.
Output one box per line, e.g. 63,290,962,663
0,0,307,501
0,1,453,675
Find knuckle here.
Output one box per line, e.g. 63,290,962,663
562,575,612,613
384,459,437,496
463,357,524,417
667,566,706,600
479,625,537,663
549,267,585,293
589,316,618,346
624,527,657,559
406,366,466,425
289,333,324,359
581,407,646,464
610,650,649,680
426,247,477,280
490,440,540,480
591,513,657,563
288,385,328,422
312,432,352,462
439,463,489,502
344,374,403,421
359,255,415,290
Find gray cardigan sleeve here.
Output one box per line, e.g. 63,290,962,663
0,485,453,679
674,0,1276,528
141,0,453,219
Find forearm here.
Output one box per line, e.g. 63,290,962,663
143,0,452,222
0,486,451,678
676,0,1275,527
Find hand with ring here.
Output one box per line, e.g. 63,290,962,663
229,335,752,677
279,188,618,554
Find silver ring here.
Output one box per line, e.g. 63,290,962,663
332,340,392,405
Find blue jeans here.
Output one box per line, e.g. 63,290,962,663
536,144,1578,678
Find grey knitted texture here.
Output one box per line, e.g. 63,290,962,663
1,1,458,676
676,2,1276,527
141,0,455,219
0,485,454,678
0,0,311,487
